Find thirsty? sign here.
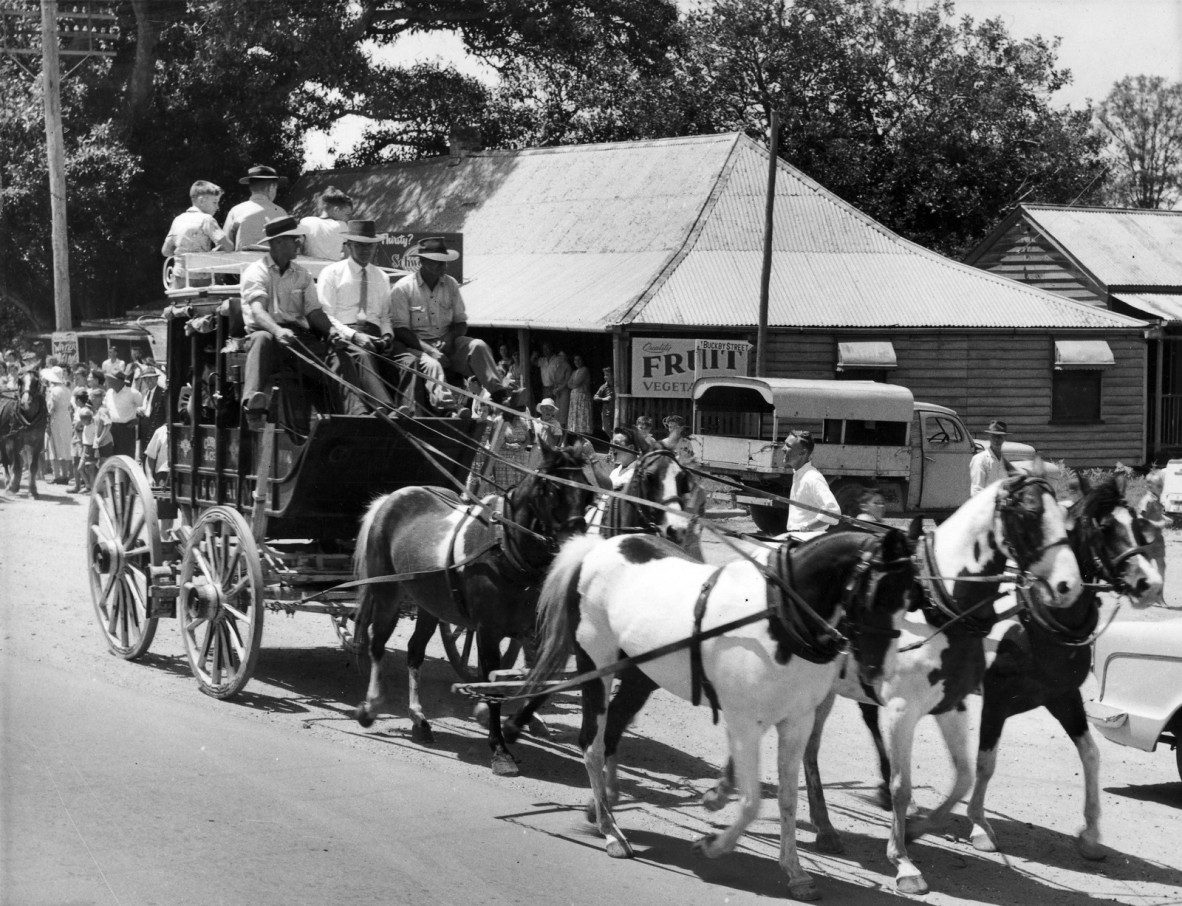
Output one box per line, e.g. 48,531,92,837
372,231,464,284
630,337,749,398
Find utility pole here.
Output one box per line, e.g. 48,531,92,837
41,0,71,330
756,111,778,378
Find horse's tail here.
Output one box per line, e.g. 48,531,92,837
353,494,393,653
526,534,602,691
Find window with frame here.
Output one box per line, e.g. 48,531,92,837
1051,370,1102,423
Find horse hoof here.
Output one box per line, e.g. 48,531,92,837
1076,834,1107,861
606,838,634,859
700,787,728,812
970,829,998,853
491,752,519,777
897,874,929,896
473,702,490,728
526,716,551,739
354,706,374,728
787,877,821,902
814,830,844,854
410,721,435,744
691,834,719,858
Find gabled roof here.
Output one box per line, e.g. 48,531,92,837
1014,204,1182,288
288,134,1144,332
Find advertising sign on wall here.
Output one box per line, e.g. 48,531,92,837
372,231,464,284
630,337,750,398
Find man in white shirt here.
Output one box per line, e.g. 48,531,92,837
224,165,288,251
298,187,353,259
784,430,841,533
389,236,513,414
102,369,143,458
316,220,401,412
101,345,126,378
970,419,1010,495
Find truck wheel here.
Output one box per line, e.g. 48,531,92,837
748,503,788,535
831,480,866,517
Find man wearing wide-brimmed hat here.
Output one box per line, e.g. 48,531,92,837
317,219,404,411
225,164,289,251
390,236,516,413
240,216,332,424
970,419,1010,496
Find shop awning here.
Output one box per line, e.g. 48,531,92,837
1054,340,1115,370
836,341,897,371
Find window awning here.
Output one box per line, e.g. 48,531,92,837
1054,340,1114,370
836,341,897,371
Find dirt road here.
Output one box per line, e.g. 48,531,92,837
2,481,1180,905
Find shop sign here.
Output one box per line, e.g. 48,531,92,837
630,337,749,398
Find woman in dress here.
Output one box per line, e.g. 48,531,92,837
566,354,593,436
42,365,74,484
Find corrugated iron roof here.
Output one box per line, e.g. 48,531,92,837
289,134,1145,332
1111,292,1182,322
1021,205,1182,287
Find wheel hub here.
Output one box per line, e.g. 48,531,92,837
91,537,121,575
182,577,222,621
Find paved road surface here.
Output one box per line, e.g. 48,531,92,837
2,482,1181,905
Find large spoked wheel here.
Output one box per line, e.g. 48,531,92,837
87,455,162,659
439,623,522,682
178,506,265,699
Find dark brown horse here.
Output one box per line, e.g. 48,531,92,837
0,368,47,498
351,442,606,775
967,474,1162,859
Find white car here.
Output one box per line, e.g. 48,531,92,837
1085,618,1182,782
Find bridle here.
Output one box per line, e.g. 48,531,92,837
994,474,1072,569
771,531,913,665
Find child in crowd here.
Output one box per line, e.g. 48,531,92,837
143,423,170,487
532,398,564,448
661,414,696,466
162,180,233,288
1136,469,1168,604
634,414,659,452
855,487,887,522
69,387,89,493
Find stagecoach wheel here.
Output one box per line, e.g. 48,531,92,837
87,455,162,659
439,624,523,682
178,506,264,699
748,502,788,536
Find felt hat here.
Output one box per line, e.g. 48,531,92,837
537,397,558,413
341,220,387,243
257,216,306,243
238,164,288,186
40,365,66,384
984,420,1008,436
408,236,459,262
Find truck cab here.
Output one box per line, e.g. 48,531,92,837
690,376,974,532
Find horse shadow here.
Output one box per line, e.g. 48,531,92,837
1104,780,1182,808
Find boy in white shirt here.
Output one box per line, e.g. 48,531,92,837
162,181,232,288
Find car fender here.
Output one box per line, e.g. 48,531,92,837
1088,620,1182,751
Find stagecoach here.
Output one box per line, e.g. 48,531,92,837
84,254,493,699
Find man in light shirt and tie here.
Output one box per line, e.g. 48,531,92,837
317,220,408,412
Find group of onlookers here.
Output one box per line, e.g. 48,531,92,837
1,344,165,494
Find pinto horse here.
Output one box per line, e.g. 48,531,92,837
0,368,47,498
967,474,1162,859
352,443,605,775
774,468,1083,896
527,528,916,900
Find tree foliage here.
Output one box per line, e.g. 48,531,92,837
675,0,1107,257
0,0,1120,332
1098,75,1182,209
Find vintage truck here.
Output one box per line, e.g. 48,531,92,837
690,376,1000,533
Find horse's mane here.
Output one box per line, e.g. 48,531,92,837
1075,475,1125,522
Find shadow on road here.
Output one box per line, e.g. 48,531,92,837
1104,781,1182,808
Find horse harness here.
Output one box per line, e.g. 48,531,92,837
605,448,688,537
688,534,906,724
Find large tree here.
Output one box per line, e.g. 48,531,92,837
677,0,1107,257
1097,75,1182,209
